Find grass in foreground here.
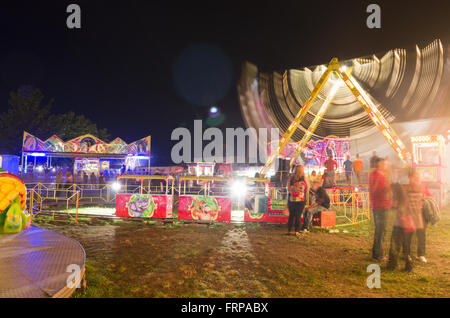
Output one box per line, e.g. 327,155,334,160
32,207,450,298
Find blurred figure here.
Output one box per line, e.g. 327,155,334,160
98,172,105,185
370,151,379,170
407,170,432,263
322,168,334,188
388,183,414,271
65,170,73,184
309,170,321,185
324,155,337,186
343,155,353,184
287,165,309,236
55,170,63,190
82,171,88,185
369,158,391,262
90,172,97,185
44,164,50,180
325,140,337,163
353,154,364,184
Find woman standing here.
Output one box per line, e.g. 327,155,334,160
287,165,309,236
407,170,431,263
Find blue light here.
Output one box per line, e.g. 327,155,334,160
29,152,46,157
127,155,149,159
209,106,218,114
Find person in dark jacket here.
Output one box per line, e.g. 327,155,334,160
89,172,97,185
82,172,88,185
302,181,331,231
98,172,105,185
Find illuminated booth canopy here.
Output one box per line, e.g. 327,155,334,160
21,131,151,177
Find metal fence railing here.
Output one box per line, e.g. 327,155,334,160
25,183,115,205
25,180,372,226
328,189,371,226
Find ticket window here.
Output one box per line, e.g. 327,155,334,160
101,160,110,173
74,158,100,177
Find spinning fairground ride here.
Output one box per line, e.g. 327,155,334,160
238,39,450,209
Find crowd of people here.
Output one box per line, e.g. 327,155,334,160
369,157,435,271
309,151,379,188
53,170,107,188
285,154,437,272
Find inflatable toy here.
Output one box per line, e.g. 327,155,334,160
0,169,31,234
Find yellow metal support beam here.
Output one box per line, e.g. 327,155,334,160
260,58,340,177
336,69,410,163
289,83,340,167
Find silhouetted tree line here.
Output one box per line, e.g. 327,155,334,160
0,87,109,155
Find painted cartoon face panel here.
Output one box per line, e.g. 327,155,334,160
188,196,220,220
127,195,157,217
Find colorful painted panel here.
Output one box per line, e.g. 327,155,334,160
115,193,172,218
244,195,288,223
22,131,151,156
178,195,231,221
268,136,350,167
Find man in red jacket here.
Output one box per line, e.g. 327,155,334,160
324,155,337,186
369,158,392,261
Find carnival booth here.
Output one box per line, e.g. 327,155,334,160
411,135,447,208
21,131,151,181
178,176,231,221
115,175,174,218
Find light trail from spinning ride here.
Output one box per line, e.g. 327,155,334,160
238,39,448,175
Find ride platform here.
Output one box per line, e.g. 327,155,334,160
0,226,85,298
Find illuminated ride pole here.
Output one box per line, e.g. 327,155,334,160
259,58,340,177
289,83,339,167
336,69,410,163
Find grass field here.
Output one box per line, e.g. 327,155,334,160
32,207,450,298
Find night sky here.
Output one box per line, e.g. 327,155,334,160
0,0,449,165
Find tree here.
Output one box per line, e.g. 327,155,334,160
47,112,109,141
0,88,53,155
0,88,109,155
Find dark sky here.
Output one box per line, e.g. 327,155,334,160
0,0,449,164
